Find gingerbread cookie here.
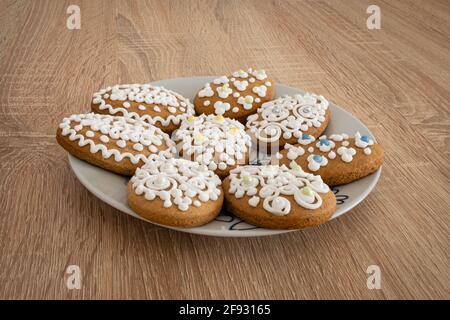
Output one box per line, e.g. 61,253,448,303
274,132,384,186
56,113,176,175
128,157,224,228
172,114,252,179
91,84,195,134
193,68,275,123
246,93,330,150
222,164,336,229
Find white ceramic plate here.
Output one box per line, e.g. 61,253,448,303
68,76,381,237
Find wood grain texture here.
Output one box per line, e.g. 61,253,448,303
0,0,449,299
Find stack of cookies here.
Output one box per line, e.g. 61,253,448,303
57,68,384,230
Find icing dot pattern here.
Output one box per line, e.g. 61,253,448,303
58,113,176,164
246,93,329,143
130,158,222,211
228,164,330,215
280,132,375,171
92,84,195,127
196,68,270,115
172,114,251,172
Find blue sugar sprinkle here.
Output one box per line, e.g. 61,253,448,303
361,135,370,143
313,155,323,162
302,133,310,140
319,139,330,146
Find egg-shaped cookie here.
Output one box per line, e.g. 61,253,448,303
56,113,176,175
91,83,195,134
222,164,336,229
274,132,384,186
172,114,252,179
128,157,224,228
193,68,275,123
246,93,330,151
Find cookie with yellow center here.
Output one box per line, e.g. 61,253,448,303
172,114,252,179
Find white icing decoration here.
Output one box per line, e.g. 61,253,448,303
216,84,232,99
100,135,109,143
252,69,268,80
131,158,221,211
252,85,267,97
138,105,146,111
233,80,248,91
58,113,175,164
213,101,231,115
285,144,305,160
198,85,214,97
213,76,229,85
307,154,328,171
355,132,374,148
308,146,314,153
228,165,329,215
92,84,194,127
249,196,260,207
364,148,372,155
237,95,254,110
116,140,126,148
232,107,239,113
232,69,249,78
328,151,336,159
172,114,251,171
203,100,210,106
85,130,94,138
337,146,357,162
246,93,328,144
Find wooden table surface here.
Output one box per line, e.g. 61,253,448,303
0,0,449,300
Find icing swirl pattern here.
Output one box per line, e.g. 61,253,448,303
130,158,222,211
227,164,330,215
246,93,329,143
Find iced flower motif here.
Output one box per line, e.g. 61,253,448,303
252,85,267,97
297,133,316,145
198,85,214,97
217,84,233,98
337,146,356,162
316,138,335,152
307,154,328,171
253,69,267,80
233,69,249,78
285,144,305,160
238,95,254,110
233,80,248,91
213,76,229,85
213,101,231,115
355,132,374,148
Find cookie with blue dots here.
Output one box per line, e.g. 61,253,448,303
273,132,384,186
246,93,330,150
